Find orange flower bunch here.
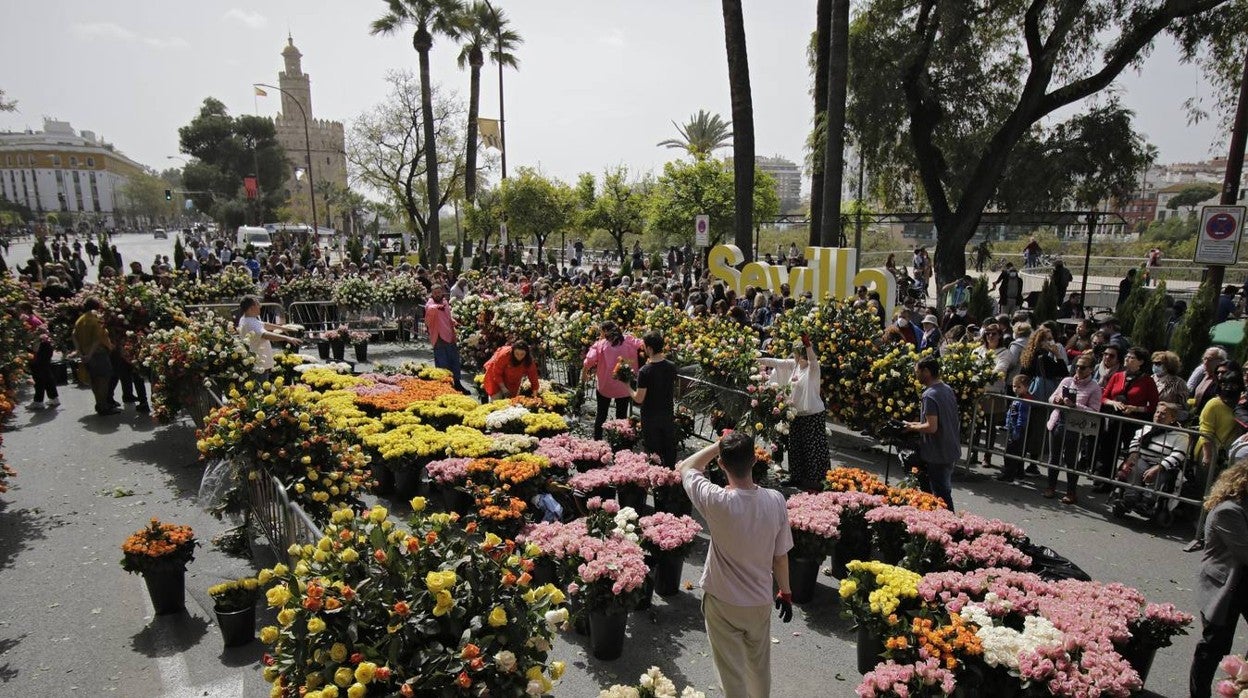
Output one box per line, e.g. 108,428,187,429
509,396,547,412
754,446,772,465
466,458,505,481
825,466,889,495
477,493,527,521
908,613,983,670
493,458,542,485
354,377,460,412
120,518,196,574
884,487,949,511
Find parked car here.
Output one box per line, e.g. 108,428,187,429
153,228,168,239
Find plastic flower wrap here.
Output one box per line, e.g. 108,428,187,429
258,505,566,697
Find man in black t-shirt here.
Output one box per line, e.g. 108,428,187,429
631,331,678,467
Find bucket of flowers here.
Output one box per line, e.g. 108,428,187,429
573,531,649,661
120,518,197,615
637,512,701,597
207,577,260,647
597,667,706,698
318,325,352,362
785,492,843,603
348,329,372,363
257,503,567,697
602,417,641,451
838,560,923,674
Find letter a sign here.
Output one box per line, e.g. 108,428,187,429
694,214,710,247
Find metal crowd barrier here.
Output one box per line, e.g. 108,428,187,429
965,392,1222,534
185,302,284,324
286,301,339,332
246,470,324,553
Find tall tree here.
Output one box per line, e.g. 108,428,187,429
457,1,521,205
497,168,577,263
0,88,16,112
646,158,778,249
657,110,734,160
580,167,650,262
176,98,286,225
721,0,756,262
849,0,1232,287
807,0,831,246
371,0,466,264
818,0,850,248
347,72,468,248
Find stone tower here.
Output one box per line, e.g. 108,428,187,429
271,35,348,230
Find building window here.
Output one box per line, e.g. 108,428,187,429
52,155,61,167
17,154,24,166
4,155,10,166
87,157,95,167
89,172,101,212
69,156,77,167
72,171,83,211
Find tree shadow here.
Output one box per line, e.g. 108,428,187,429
0,634,25,683
0,502,58,572
115,431,203,498
129,612,210,659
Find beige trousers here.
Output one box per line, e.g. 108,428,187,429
702,592,772,698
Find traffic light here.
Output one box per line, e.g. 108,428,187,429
164,189,172,201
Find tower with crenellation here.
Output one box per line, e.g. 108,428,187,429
271,35,347,230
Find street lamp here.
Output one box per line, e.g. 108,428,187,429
254,82,318,237
482,0,507,181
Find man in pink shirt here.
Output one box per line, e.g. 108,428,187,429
681,432,793,698
424,284,469,394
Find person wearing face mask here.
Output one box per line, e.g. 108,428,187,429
991,263,1024,314
1044,355,1104,504
1151,351,1189,420
894,310,918,346
941,302,975,333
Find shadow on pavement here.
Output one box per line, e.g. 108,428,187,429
0,634,25,683
0,502,57,571
115,434,203,498
796,586,857,642
130,612,209,659
219,640,262,668
76,413,123,435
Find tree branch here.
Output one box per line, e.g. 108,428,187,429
1023,0,1048,62
1038,0,1226,116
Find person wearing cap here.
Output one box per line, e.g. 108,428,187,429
1100,316,1131,356
918,314,942,351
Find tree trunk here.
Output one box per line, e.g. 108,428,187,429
722,0,755,263
808,0,831,246
615,234,626,265
818,0,849,248
465,52,483,205
417,41,443,263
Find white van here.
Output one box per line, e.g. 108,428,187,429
236,226,272,249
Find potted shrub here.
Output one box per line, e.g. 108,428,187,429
120,518,196,615
207,577,260,647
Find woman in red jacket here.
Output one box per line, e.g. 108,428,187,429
1094,345,1160,491
483,340,541,400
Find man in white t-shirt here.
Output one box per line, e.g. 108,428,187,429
237,296,299,373
680,431,793,698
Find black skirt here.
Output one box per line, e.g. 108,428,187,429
789,412,830,487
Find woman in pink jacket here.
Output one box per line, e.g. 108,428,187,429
1044,353,1103,505
581,321,644,440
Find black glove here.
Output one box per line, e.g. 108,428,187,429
774,592,793,623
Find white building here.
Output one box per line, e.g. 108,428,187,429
0,119,147,226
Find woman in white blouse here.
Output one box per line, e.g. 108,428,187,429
760,334,829,490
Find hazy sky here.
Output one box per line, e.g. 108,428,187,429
0,1,1230,189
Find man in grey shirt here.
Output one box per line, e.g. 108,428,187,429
904,355,961,511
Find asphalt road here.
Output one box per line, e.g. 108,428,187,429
0,314,1240,697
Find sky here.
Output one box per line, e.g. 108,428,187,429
0,0,1230,191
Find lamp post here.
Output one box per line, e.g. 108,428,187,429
482,0,507,181
254,82,318,236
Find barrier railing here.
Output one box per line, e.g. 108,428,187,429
185,302,285,324
286,301,339,333
965,392,1221,534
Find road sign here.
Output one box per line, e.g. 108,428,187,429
694,214,710,247
1194,205,1246,265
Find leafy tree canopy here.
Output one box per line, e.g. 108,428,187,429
176,98,286,224
646,158,777,249
578,167,651,261
1166,182,1221,209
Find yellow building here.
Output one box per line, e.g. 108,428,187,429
0,119,147,225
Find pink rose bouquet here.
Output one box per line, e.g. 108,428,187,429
856,658,956,698
787,492,844,559
638,512,702,556
602,417,641,451
1217,654,1248,698
574,533,650,613
425,457,472,486
536,435,613,471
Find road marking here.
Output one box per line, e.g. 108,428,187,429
139,582,247,698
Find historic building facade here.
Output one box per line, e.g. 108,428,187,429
271,36,347,228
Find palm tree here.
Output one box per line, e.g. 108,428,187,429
457,2,521,206
817,0,850,248
657,110,733,161
721,0,755,261
808,0,830,246
371,0,465,263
